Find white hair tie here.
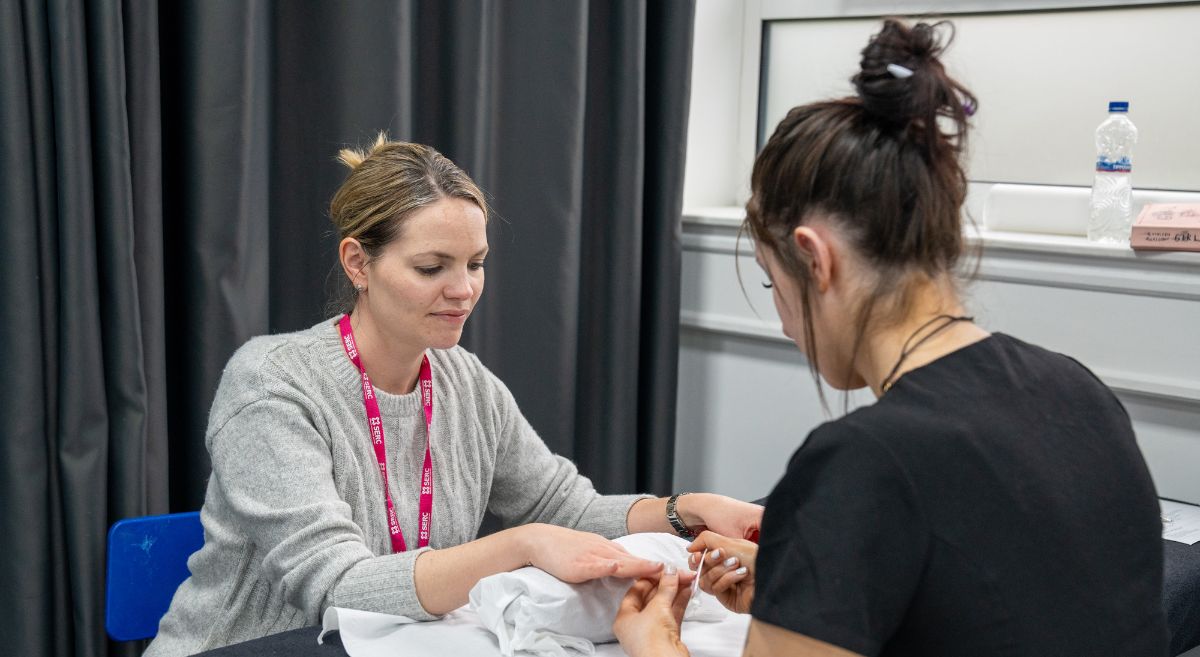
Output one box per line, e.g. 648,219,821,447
886,63,914,79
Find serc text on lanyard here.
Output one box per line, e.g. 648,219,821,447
338,314,434,553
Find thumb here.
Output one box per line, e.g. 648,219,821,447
655,566,680,603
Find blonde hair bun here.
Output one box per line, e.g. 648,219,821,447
337,131,391,171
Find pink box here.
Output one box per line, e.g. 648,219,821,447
1131,203,1200,252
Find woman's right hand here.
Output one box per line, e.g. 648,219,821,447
522,524,664,583
687,530,757,614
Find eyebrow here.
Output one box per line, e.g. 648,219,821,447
413,248,489,260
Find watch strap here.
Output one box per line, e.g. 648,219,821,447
666,492,695,538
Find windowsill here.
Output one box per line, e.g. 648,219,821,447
682,206,746,228
964,226,1199,264
683,206,1200,265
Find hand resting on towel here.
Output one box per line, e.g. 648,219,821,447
469,533,733,657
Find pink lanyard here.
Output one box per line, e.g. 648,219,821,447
338,314,434,553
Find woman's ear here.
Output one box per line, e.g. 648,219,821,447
339,238,369,289
791,226,834,293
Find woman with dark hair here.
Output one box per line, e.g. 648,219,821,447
614,19,1168,657
144,135,761,656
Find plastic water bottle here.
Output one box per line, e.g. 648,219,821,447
1088,101,1139,243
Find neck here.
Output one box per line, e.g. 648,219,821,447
347,305,425,395
856,280,990,398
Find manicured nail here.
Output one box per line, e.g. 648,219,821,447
724,556,738,567
709,549,721,561
665,565,677,575
735,566,748,575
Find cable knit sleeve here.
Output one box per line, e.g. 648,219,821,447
476,367,651,539
206,364,438,622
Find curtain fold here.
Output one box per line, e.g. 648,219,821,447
636,0,692,495
160,0,275,510
1,6,59,657
0,1,694,654
1,1,165,654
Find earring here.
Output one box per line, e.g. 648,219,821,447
355,284,365,292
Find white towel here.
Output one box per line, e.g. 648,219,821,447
469,533,728,657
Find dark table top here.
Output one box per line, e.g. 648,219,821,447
195,539,1200,657
193,626,343,656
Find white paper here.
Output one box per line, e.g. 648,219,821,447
1161,499,1200,545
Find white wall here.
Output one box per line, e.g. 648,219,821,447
675,213,1200,504
762,5,1200,191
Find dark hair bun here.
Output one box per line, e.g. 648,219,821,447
852,18,976,152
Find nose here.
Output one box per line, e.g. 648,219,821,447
444,269,475,300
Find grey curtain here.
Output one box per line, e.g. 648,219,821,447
0,1,693,655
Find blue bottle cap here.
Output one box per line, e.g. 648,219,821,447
1108,101,1130,113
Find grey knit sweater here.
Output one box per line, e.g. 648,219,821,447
144,318,645,656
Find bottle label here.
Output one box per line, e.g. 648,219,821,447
1096,156,1132,173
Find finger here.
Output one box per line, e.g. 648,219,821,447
710,565,750,595
688,548,720,571
612,555,664,579
670,575,692,623
618,578,655,614
686,530,721,554
700,560,737,593
574,557,623,583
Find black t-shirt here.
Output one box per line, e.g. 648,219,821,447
751,334,1168,657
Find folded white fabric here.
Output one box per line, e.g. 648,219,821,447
320,606,509,657
469,533,729,657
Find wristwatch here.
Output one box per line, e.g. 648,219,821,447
666,493,695,538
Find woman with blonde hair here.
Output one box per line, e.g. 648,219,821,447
614,19,1167,657
145,135,761,655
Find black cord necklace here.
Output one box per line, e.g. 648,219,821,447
880,314,975,393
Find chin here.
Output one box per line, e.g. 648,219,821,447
428,330,465,351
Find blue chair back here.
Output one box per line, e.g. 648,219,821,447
105,511,204,641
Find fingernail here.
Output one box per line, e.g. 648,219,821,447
665,565,677,575
710,549,721,561
724,556,738,567
735,566,748,575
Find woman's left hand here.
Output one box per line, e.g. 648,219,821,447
677,493,762,542
612,567,692,657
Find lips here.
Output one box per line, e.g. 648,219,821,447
431,310,470,323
